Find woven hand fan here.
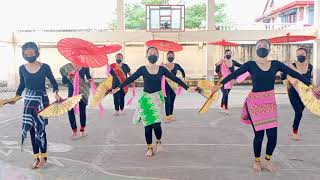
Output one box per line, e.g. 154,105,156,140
198,91,219,114
38,94,82,117
196,80,216,99
0,96,22,107
90,76,113,108
197,80,219,114
166,78,179,92
287,76,320,116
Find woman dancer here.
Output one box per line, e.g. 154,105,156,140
110,53,132,115
163,51,186,122
112,47,195,157
211,39,311,172
14,42,62,168
215,49,242,112
60,63,92,139
281,47,313,141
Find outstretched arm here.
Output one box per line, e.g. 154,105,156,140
220,62,250,85
118,67,143,89
278,61,311,86
163,67,189,90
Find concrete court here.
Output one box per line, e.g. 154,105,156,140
0,85,320,180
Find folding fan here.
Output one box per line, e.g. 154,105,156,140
38,94,82,117
90,76,113,108
0,96,22,107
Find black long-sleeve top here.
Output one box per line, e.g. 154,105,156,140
215,60,242,73
220,60,311,92
118,66,189,93
110,63,131,89
281,63,313,94
60,64,92,98
281,63,313,82
16,63,59,96
169,63,185,78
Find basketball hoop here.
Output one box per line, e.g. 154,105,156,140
146,4,185,32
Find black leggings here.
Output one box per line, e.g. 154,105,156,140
253,128,277,158
68,100,87,132
144,122,162,145
30,126,47,155
288,89,305,132
220,87,231,109
113,89,125,111
165,86,176,116
247,106,277,159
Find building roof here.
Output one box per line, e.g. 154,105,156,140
256,0,314,22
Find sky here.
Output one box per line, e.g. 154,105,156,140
0,0,267,80
216,0,266,23
0,0,267,31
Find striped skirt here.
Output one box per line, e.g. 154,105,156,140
21,90,49,149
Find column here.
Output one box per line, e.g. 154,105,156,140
206,0,216,80
313,0,320,85
7,33,19,91
116,0,126,58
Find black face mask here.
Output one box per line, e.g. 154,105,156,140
167,57,174,62
116,58,122,64
297,55,306,63
225,55,231,60
23,56,37,63
256,48,269,58
148,55,158,64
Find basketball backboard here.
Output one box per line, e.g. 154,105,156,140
146,5,185,32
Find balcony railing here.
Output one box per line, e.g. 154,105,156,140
14,22,310,33
16,28,115,33
215,23,306,31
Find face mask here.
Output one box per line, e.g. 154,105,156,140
256,48,269,58
167,57,174,62
116,58,122,64
148,55,158,64
297,55,306,63
24,56,37,63
225,55,231,60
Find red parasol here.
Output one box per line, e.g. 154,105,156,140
208,39,239,46
268,33,317,44
57,38,108,68
99,44,122,54
146,40,183,52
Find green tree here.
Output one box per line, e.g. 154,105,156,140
109,1,229,30
185,4,206,29
141,0,168,4
124,0,167,30
215,3,229,24
125,4,146,30
185,3,228,29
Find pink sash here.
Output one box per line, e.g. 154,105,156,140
72,71,80,115
220,61,250,89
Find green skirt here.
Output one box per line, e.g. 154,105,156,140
132,91,165,126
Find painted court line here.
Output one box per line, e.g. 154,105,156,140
4,146,169,180
0,116,20,124
2,143,320,150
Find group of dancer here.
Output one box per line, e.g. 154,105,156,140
9,38,317,172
